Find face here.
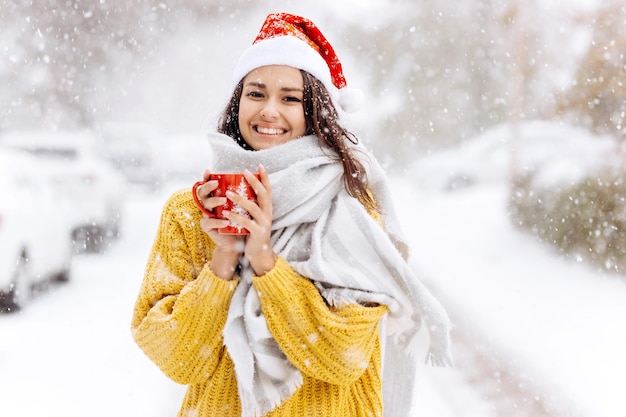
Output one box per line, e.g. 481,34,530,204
238,65,307,150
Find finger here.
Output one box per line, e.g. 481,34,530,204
206,196,227,211
193,179,224,217
223,210,257,234
192,180,212,216
225,190,262,220
243,169,263,198
200,216,229,233
224,202,268,239
245,166,272,213
202,169,212,182
258,164,271,193
199,180,219,200
202,180,219,198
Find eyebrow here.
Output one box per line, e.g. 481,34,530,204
244,81,303,93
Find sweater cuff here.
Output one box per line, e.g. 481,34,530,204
252,256,299,295
195,265,239,304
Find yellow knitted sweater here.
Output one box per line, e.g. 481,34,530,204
131,189,388,417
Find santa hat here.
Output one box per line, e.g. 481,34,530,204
231,13,363,113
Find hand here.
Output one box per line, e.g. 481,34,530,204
196,169,245,280
224,165,276,276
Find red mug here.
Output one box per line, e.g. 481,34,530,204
192,173,259,234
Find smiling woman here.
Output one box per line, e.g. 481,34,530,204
237,65,307,150
130,12,452,417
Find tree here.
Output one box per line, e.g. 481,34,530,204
556,2,626,141
330,0,545,169
0,0,252,131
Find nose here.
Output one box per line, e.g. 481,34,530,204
260,99,279,119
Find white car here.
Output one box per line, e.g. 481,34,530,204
95,122,163,189
0,131,127,253
0,149,74,312
151,133,214,184
411,121,618,192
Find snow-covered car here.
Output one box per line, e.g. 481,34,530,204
151,133,213,184
0,148,74,312
95,122,163,189
0,130,127,253
411,121,618,191
96,125,214,190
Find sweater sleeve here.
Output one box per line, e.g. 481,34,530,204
130,190,238,385
252,257,388,386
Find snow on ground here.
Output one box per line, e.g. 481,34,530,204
394,180,626,417
0,190,185,416
1,175,625,417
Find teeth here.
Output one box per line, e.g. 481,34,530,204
256,126,284,135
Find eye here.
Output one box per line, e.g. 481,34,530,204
245,90,264,98
283,95,302,103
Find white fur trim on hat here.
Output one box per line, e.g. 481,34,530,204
231,36,340,104
339,86,364,113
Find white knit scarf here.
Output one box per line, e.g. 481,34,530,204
207,133,452,417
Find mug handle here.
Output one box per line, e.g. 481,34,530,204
192,180,215,217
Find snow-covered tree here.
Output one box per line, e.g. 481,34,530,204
556,2,626,140
0,0,251,131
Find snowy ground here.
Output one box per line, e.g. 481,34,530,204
1,177,625,416
396,181,626,417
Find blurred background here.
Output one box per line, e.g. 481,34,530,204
1,0,625,416
2,0,624,164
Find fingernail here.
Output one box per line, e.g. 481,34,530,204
225,190,235,198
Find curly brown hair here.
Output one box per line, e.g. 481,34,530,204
217,69,377,213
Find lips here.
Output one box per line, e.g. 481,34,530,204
255,125,286,135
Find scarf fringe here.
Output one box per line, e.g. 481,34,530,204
241,377,303,417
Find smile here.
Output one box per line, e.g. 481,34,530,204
255,126,286,135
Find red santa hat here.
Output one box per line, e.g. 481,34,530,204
231,13,363,112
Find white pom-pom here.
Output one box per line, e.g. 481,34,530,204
338,86,364,113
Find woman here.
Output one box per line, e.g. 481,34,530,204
131,13,451,417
